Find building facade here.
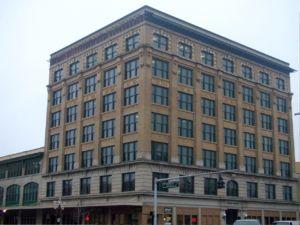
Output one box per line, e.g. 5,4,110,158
0,6,299,225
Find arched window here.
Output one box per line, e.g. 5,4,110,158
6,184,20,206
23,182,38,205
0,187,4,206
227,180,238,197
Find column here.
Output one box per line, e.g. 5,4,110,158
261,210,265,225
172,207,177,225
36,209,43,224
198,208,201,225
194,65,202,166
93,67,101,165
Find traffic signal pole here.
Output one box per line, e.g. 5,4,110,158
153,170,237,225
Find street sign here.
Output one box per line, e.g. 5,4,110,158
162,181,179,189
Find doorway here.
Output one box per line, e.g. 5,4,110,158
226,209,238,225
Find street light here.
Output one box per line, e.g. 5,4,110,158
153,170,235,225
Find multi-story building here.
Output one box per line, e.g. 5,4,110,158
1,5,299,225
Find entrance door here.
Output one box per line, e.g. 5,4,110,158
226,209,238,225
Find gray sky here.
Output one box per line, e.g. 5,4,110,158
0,0,299,159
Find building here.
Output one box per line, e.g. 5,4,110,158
0,5,299,225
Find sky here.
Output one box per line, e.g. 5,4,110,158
0,0,300,159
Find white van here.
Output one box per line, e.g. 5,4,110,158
272,221,300,225
233,219,260,225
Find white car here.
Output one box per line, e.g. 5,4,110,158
272,221,300,225
233,219,261,225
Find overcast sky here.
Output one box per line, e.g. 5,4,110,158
0,0,300,160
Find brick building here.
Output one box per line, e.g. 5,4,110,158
0,5,299,225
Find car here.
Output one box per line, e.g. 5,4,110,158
272,221,300,225
233,219,261,225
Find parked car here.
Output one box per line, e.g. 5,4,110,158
233,219,261,225
272,221,300,225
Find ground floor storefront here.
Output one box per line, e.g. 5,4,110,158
0,205,299,225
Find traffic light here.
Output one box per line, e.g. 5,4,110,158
217,174,225,189
85,214,91,223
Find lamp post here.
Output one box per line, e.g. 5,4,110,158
153,170,236,225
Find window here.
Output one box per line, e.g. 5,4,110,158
62,180,72,196
244,132,255,149
151,141,168,162
283,186,292,201
67,83,79,100
103,92,115,112
0,167,5,180
261,114,272,130
260,92,271,108
0,187,3,206
126,34,139,51
65,129,76,146
178,92,193,111
7,162,22,178
123,113,138,133
223,104,236,121
202,123,216,142
83,99,95,118
153,34,168,51
48,157,58,173
66,105,77,123
49,134,59,150
125,58,139,79
152,172,168,192
102,119,115,138
82,124,94,143
202,73,215,92
262,136,273,152
279,139,289,155
152,113,168,133
178,42,192,59
105,44,117,60
82,150,93,168
64,153,75,171
178,118,193,138
223,80,235,98
280,162,290,177
259,72,269,85
278,118,288,133
86,53,97,69
25,186,39,209
122,172,135,192
247,182,258,198
277,97,287,112
201,98,215,116
201,51,214,66
84,75,96,94
124,85,139,106
51,111,60,127
69,61,79,75
178,66,193,86
227,180,238,197
242,86,254,103
46,182,55,197
245,156,256,173
100,175,112,193
265,184,276,199
203,149,216,168
80,177,91,194
223,58,234,73
54,69,62,82
101,146,114,165
123,141,137,162
276,78,285,90
6,185,20,206
242,65,252,79
224,128,236,146
152,58,169,79
225,153,237,170
263,159,274,176
204,178,217,195
24,158,40,175
52,90,62,105
103,67,116,87
243,109,255,126
180,176,194,194
178,146,193,165
152,85,168,105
